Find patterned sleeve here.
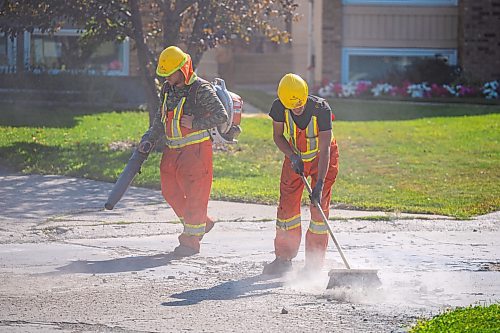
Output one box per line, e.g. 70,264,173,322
141,88,165,144
192,83,228,130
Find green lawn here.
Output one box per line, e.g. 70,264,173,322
0,100,499,218
410,304,500,333
234,88,500,121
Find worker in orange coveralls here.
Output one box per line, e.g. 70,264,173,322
263,73,339,275
138,46,228,257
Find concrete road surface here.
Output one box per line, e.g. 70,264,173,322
0,171,499,332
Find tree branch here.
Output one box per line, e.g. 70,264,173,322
130,0,159,124
174,0,198,16
187,0,211,67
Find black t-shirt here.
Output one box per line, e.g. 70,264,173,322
268,95,333,131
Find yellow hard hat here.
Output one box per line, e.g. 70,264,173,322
277,73,309,109
156,46,188,77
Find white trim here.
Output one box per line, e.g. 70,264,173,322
23,31,30,69
27,29,129,76
341,47,458,83
343,0,457,5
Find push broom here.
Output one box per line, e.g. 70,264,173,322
301,174,381,289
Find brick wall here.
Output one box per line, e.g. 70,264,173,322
321,0,342,82
459,0,500,81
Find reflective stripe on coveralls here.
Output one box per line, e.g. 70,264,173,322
167,131,211,149
276,214,301,230
308,220,329,234
182,223,206,237
162,95,211,148
284,109,318,162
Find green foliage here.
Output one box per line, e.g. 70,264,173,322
0,1,67,36
0,103,499,218
410,304,500,333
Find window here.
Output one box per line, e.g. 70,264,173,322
343,0,457,5
27,29,129,76
341,48,457,83
0,33,16,72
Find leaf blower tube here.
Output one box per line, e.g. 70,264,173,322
104,141,152,210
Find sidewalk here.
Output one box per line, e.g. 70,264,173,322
0,171,499,333
0,171,461,244
0,170,455,223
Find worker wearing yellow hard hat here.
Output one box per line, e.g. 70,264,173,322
263,73,340,276
139,46,228,257
277,73,309,109
156,46,198,85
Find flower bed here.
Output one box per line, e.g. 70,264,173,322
318,80,500,100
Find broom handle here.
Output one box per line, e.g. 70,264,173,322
301,174,351,269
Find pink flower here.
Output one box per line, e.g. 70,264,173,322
431,84,449,97
355,81,372,96
333,83,343,96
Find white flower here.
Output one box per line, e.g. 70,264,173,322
443,84,458,97
482,80,499,99
407,83,431,98
371,83,393,97
341,82,357,97
318,87,331,98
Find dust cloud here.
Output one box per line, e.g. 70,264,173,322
284,267,491,308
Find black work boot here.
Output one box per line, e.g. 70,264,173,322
205,217,215,234
173,244,199,257
262,258,292,276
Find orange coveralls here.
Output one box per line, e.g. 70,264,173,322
275,127,339,268
160,101,214,252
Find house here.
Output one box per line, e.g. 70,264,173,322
222,0,499,87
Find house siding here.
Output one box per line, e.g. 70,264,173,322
342,5,458,48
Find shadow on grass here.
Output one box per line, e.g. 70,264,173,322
162,274,281,306
0,141,129,179
0,102,138,128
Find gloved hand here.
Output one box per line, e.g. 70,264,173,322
310,179,324,205
289,153,304,175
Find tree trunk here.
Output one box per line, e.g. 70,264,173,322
162,9,182,47
186,0,213,69
129,0,158,126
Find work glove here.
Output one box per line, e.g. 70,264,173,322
289,153,304,175
310,179,324,205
